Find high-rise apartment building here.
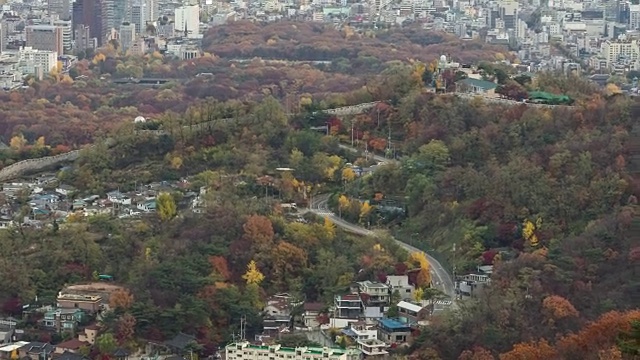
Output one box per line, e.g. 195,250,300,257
174,4,200,38
26,25,64,55
53,19,73,53
74,24,95,51
48,0,71,19
101,0,116,45
119,23,136,51
131,2,144,33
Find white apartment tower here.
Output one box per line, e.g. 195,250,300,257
631,4,640,30
174,4,200,38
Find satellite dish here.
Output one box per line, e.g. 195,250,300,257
134,116,146,123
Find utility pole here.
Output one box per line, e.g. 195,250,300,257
240,315,246,341
351,121,354,147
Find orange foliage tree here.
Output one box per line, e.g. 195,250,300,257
109,289,134,310
499,339,557,360
542,295,579,321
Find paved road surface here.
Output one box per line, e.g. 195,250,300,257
338,144,388,164
306,193,456,308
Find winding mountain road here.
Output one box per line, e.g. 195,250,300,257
307,146,457,307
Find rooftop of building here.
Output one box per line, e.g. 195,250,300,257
226,342,360,355
378,318,412,330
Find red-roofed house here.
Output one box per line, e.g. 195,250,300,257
55,339,90,354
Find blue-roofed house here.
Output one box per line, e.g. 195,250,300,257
376,318,413,345
137,199,156,212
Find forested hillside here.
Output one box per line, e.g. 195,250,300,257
326,74,640,358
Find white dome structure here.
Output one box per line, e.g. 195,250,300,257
134,116,146,123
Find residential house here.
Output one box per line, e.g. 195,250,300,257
455,78,498,96
56,293,102,314
261,318,290,340
112,348,130,360
302,302,325,328
263,295,291,317
334,294,363,319
0,342,29,359
19,341,56,360
164,333,198,356
225,342,361,360
2,183,32,197
55,185,77,197
54,339,90,354
341,321,378,343
0,218,13,229
396,301,428,324
356,281,390,307
376,318,412,345
30,194,60,205
386,275,414,300
458,273,491,297
137,200,156,212
56,351,89,360
42,308,85,333
83,206,111,217
0,327,13,345
356,339,388,358
77,324,99,345
107,191,131,205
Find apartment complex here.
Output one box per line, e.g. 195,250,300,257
25,25,64,55
601,39,640,68
18,47,58,74
225,342,361,360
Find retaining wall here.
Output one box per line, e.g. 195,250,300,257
0,150,82,182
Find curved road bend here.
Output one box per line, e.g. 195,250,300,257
307,193,456,307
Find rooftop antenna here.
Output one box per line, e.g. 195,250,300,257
240,315,246,341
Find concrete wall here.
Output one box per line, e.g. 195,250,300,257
0,150,81,182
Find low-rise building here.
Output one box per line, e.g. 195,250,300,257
42,308,85,333
396,301,428,324
0,342,30,358
356,281,390,307
386,275,414,300
56,293,102,314
455,78,498,96
376,318,412,345
302,302,325,328
225,342,361,360
19,342,56,360
356,339,387,358
334,294,362,319
54,339,90,354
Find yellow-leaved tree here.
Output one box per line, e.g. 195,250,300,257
342,167,356,182
338,195,350,211
323,217,336,240
9,134,26,150
523,218,542,247
360,202,372,223
409,252,432,288
157,193,177,222
242,260,265,285
413,287,424,302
